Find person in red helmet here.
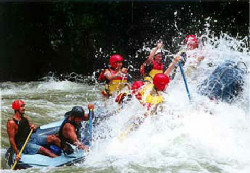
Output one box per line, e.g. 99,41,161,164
153,73,170,91
176,34,205,78
138,73,169,110
118,73,172,138
134,56,180,109
115,56,179,106
185,35,198,50
7,100,58,162
100,54,129,97
115,52,180,106
140,40,166,81
118,57,181,138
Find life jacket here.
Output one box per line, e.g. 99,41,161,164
59,116,82,154
139,84,163,105
198,60,245,103
12,115,31,149
101,68,128,96
148,60,164,79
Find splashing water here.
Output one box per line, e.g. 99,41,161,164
84,31,250,173
1,30,249,173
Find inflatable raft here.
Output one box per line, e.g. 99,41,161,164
5,120,87,169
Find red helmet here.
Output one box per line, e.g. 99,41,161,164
153,73,170,91
185,35,198,48
131,81,144,92
12,100,25,110
109,54,124,69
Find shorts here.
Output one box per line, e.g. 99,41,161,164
29,133,48,146
23,142,41,155
22,133,48,155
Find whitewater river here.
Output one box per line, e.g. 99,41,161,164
1,33,250,173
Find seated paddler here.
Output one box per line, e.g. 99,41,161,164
58,104,94,154
7,100,58,163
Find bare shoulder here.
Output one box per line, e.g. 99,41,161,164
7,118,17,131
7,118,15,125
62,123,76,138
63,123,75,131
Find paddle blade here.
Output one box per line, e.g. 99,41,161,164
118,124,136,140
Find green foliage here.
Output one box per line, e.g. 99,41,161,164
0,1,248,81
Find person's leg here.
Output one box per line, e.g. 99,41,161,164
24,143,58,157
38,146,58,158
47,135,61,148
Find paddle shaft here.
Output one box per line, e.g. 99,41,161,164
88,109,93,146
12,128,33,170
179,62,192,101
119,123,136,140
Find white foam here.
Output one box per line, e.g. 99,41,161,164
84,32,250,172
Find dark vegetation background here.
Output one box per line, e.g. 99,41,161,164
0,1,248,82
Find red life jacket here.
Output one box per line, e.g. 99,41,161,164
148,60,164,78
152,60,164,70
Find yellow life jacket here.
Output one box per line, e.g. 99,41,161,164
143,76,153,83
149,69,163,78
107,79,127,95
102,69,128,96
139,84,163,104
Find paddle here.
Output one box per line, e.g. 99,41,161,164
179,61,192,102
119,123,136,140
12,129,33,170
118,115,145,140
88,109,93,147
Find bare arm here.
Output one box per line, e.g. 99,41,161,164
144,42,163,65
144,47,158,65
164,57,180,77
83,103,95,121
105,68,128,81
7,120,19,155
104,69,120,81
83,112,95,121
62,123,78,143
62,123,86,149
